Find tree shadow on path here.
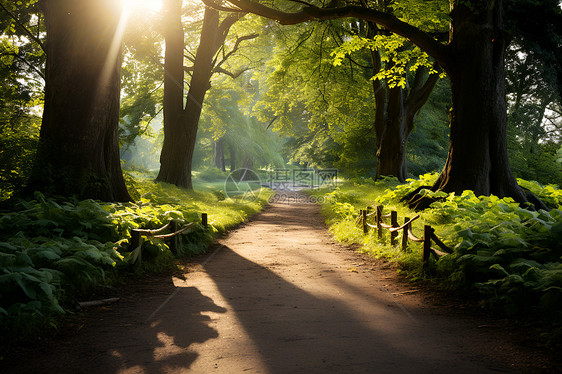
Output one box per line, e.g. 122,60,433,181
203,245,511,374
3,282,226,374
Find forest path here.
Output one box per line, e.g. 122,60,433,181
3,192,554,373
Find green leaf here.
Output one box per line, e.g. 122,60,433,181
489,263,509,276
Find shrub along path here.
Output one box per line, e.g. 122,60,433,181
2,192,558,373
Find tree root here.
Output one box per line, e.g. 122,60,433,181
400,186,445,211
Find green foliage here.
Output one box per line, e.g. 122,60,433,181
374,172,439,205
332,34,444,89
0,193,122,330
517,179,562,208
119,12,164,148
0,0,45,200
199,81,286,171
250,17,452,178
313,175,562,320
0,1,45,103
0,174,272,335
427,191,562,318
251,21,377,172
308,177,425,268
0,119,40,200
508,139,562,186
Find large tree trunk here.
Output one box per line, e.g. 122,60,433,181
178,7,220,189
155,0,189,187
376,86,408,181
156,6,229,189
27,0,131,201
433,0,526,202
374,64,438,183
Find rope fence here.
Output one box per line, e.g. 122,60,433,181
358,206,452,262
129,213,208,253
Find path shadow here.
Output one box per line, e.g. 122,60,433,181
204,245,509,374
3,283,226,374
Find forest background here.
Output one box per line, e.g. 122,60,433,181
0,0,561,345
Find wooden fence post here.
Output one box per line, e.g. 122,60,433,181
401,217,410,251
361,209,368,234
169,220,178,252
130,230,140,250
201,213,208,227
376,205,383,240
423,225,434,262
390,211,398,246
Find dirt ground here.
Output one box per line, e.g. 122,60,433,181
1,192,560,373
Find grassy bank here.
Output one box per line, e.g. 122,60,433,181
0,171,272,337
309,174,562,341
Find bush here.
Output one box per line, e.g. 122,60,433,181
313,175,562,321
0,175,273,336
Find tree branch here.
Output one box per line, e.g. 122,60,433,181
204,0,451,68
0,3,45,52
184,53,196,64
266,115,279,129
213,65,249,78
1,52,45,80
345,54,372,69
405,64,441,115
214,33,259,71
215,12,247,52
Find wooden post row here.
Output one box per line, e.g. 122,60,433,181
376,205,383,239
130,230,141,250
361,209,368,234
401,217,410,251
390,210,398,246
423,225,434,262
169,220,178,252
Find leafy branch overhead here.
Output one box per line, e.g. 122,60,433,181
183,32,259,80
202,0,452,69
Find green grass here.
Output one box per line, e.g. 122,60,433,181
308,175,427,272
309,174,562,327
0,171,273,337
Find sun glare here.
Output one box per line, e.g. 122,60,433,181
123,0,163,12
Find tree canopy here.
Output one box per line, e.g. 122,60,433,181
0,0,559,202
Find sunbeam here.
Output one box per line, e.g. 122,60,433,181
123,0,163,12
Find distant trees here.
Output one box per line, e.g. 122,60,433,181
0,0,44,199
504,0,562,185
252,14,446,181
211,0,558,206
203,82,285,172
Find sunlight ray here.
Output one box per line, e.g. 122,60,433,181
123,0,163,12
98,5,130,103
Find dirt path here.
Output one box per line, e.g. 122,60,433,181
2,192,557,373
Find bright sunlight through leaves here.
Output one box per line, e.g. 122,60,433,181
123,0,163,12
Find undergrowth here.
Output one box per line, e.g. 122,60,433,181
310,174,562,344
0,173,272,338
